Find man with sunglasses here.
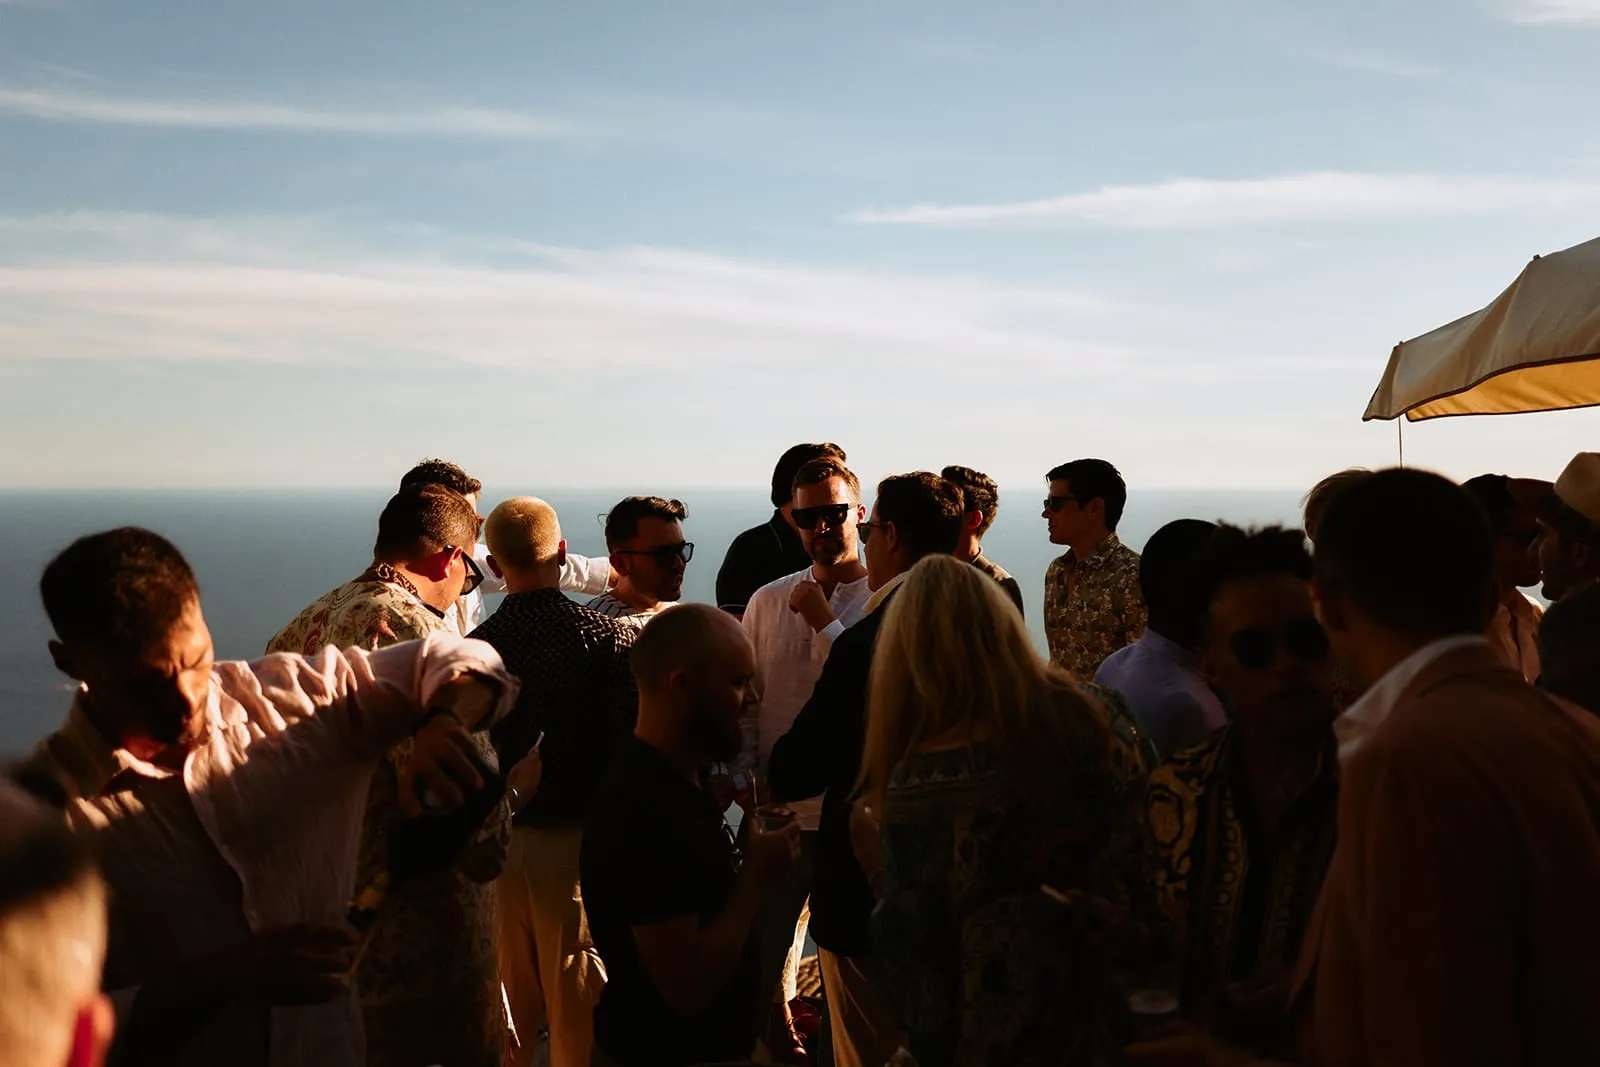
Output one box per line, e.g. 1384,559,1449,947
588,497,694,634
1041,458,1146,680
739,458,871,1062
1463,474,1546,682
267,482,515,1067
1141,525,1339,1043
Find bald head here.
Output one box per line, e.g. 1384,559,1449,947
0,779,110,1067
631,603,748,693
486,497,563,577
630,605,757,766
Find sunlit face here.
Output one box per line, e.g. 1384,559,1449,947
1537,520,1594,603
1042,478,1093,547
793,477,863,567
58,596,216,752
683,626,760,763
1205,574,1335,740
615,517,689,604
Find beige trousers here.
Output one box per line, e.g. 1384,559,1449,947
499,826,607,1067
817,948,906,1067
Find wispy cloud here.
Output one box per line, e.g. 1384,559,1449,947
1505,0,1600,24
848,172,1600,229
0,87,578,138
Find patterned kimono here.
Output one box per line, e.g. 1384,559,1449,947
267,577,511,1067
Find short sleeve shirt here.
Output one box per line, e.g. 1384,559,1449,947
580,737,760,1067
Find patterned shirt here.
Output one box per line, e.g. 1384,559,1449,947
585,591,661,634
1142,726,1339,1029
21,637,517,1067
1043,534,1147,680
468,588,638,826
267,577,511,1067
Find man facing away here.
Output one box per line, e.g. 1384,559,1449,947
941,464,1026,617
397,459,613,633
717,442,848,617
1096,519,1225,760
0,779,114,1067
769,472,965,1067
22,527,517,1067
266,484,512,1067
581,605,802,1067
1462,473,1545,681
741,456,872,1062
1141,526,1339,1040
1042,458,1147,680
587,496,693,633
467,498,639,1067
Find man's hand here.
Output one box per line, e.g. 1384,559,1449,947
789,578,836,633
506,748,543,815
223,924,359,1006
399,713,485,816
744,820,801,885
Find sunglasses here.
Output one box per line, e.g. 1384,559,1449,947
859,520,890,543
448,546,485,597
792,504,853,532
1043,495,1081,514
616,541,695,567
1227,618,1329,671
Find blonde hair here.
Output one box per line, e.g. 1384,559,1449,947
485,497,562,574
857,554,1109,808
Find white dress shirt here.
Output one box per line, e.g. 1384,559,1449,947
1334,635,1491,764
450,543,612,634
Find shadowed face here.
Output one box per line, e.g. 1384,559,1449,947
793,477,863,567
681,623,759,763
615,517,689,605
1205,574,1335,739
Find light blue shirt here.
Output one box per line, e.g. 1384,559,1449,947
1094,629,1228,759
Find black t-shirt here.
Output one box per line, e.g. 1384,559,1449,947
715,511,813,614
580,737,760,1067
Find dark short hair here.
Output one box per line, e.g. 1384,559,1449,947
1045,458,1128,531
373,484,481,562
794,458,861,499
1462,474,1520,536
1314,468,1494,639
1302,469,1373,539
605,496,688,551
40,527,199,650
399,458,482,498
1139,519,1219,647
1201,525,1315,631
771,443,846,507
941,465,1000,536
875,473,965,560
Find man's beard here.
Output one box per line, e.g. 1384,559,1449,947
808,535,852,567
686,704,742,763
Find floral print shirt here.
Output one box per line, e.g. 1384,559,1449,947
1043,535,1147,680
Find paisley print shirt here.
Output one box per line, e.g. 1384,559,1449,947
1043,535,1147,680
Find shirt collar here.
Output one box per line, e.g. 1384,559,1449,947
1069,533,1123,572
50,692,173,796
1333,635,1491,763
863,571,909,617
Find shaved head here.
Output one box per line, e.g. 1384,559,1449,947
486,497,562,575
631,603,748,693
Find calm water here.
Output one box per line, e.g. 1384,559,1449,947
0,487,1303,755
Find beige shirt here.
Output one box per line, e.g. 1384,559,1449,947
1488,592,1544,683
26,635,518,1067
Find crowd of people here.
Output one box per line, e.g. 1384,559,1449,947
6,442,1600,1067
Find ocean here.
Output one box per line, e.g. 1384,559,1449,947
0,487,1304,756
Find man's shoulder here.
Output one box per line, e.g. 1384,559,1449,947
726,519,781,556
748,569,807,609
1045,552,1072,578
1094,641,1140,682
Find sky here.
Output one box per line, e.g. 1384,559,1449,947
3,0,1600,491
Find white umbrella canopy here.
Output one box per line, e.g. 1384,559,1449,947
1364,235,1600,422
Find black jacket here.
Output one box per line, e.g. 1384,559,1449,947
766,593,893,958
715,511,813,614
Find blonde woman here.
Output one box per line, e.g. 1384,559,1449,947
855,555,1146,1067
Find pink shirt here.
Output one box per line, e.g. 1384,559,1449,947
26,633,519,1067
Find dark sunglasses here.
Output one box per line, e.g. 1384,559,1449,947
616,541,695,567
1043,494,1081,514
448,546,485,597
792,504,853,532
1228,618,1329,671
859,520,889,543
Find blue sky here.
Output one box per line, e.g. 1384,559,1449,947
3,0,1600,491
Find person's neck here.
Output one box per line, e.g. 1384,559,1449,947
867,561,908,594
634,713,701,783
502,563,563,595
812,555,867,593
956,533,982,563
81,694,177,766
381,559,456,613
609,578,660,612
1068,529,1112,562
1234,719,1325,831
1345,625,1457,692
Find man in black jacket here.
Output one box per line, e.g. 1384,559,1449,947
767,471,964,1067
715,442,846,617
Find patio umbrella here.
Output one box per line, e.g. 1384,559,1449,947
1364,235,1600,422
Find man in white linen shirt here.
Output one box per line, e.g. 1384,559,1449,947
397,459,614,632
19,527,520,1067
740,457,870,1062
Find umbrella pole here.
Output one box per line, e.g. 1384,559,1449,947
1397,419,1405,469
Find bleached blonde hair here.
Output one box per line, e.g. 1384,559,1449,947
485,496,563,574
857,554,1109,809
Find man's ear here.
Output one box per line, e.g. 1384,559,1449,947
609,550,630,579
964,510,984,536
1310,578,1348,636
485,554,506,580
49,639,81,681
1085,497,1108,525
